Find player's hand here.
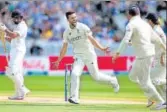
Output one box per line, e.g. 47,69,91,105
102,46,110,54
52,60,60,69
5,36,12,42
160,52,166,66
112,52,120,63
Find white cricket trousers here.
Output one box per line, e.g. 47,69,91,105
6,50,26,96
70,56,117,102
150,56,166,101
129,56,164,103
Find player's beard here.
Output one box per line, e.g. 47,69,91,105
13,21,19,25
70,22,77,29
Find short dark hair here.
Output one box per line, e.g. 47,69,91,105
128,5,140,16
146,13,159,25
65,11,75,19
11,10,23,19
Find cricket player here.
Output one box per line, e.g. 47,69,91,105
53,11,119,104
112,6,166,110
145,13,166,107
0,10,30,100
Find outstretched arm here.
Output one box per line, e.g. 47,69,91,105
83,24,109,53
112,23,133,63
52,30,68,69
57,42,68,62
116,24,133,54
88,35,109,52
52,42,68,69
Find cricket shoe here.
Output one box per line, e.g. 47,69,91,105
23,87,31,96
8,88,31,100
8,90,26,100
151,102,166,110
110,75,120,93
146,100,154,107
68,97,79,104
8,95,24,100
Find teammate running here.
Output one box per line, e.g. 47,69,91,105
112,6,166,110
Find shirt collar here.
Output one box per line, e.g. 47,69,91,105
130,15,141,21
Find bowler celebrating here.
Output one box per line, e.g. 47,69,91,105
53,11,119,104
0,10,30,100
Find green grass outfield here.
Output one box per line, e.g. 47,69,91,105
0,75,165,112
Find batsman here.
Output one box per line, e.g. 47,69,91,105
0,10,30,100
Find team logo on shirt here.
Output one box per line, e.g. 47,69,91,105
68,36,83,43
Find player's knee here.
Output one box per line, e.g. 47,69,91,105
6,66,18,74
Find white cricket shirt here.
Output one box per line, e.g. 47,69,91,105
63,22,96,58
117,16,164,58
11,21,27,52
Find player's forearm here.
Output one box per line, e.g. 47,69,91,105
57,49,66,62
88,36,104,50
92,41,104,51
57,43,68,62
5,29,18,39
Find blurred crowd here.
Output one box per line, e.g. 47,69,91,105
0,1,166,56
2,1,167,41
